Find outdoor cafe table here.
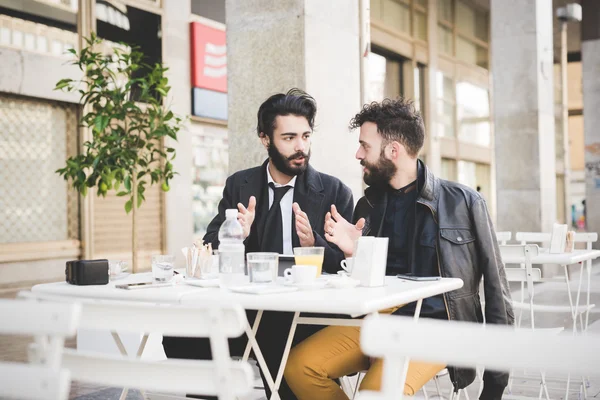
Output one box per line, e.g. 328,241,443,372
31,274,463,400
501,248,600,332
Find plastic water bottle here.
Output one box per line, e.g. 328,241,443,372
218,209,247,288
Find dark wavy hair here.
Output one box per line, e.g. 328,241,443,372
256,88,317,138
349,98,424,157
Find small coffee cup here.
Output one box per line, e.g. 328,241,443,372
284,265,317,284
340,257,354,274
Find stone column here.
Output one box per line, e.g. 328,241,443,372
163,0,194,264
490,0,557,234
226,0,363,200
582,0,600,243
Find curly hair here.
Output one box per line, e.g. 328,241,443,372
256,88,317,138
349,98,424,157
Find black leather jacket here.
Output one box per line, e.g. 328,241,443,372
354,160,514,399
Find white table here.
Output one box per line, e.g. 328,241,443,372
181,276,463,400
501,249,600,265
31,275,463,400
502,248,600,332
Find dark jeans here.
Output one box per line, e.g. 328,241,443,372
162,310,323,400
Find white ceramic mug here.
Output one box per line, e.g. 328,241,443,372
340,257,354,273
284,265,317,284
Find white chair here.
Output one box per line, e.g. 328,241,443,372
508,235,596,332
0,298,81,400
358,315,600,400
500,244,592,399
21,293,254,400
496,231,512,245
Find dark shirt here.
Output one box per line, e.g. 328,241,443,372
381,177,447,320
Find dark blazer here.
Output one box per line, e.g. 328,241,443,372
203,160,354,273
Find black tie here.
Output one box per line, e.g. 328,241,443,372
262,183,292,253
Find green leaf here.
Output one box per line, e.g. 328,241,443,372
125,199,132,214
116,191,129,197
166,148,175,153
94,115,109,133
124,176,131,191
164,111,173,121
55,78,73,90
137,195,143,208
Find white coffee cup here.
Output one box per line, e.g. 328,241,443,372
284,265,317,284
340,257,354,273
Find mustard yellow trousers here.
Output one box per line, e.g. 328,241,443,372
284,311,445,399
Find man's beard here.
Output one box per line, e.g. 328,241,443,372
361,153,396,187
268,142,310,176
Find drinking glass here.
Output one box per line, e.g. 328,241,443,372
152,255,175,283
293,247,325,276
246,252,279,283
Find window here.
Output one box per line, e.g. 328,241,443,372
366,52,403,103
191,123,229,240
382,0,410,35
437,0,489,69
456,81,490,146
0,94,79,243
441,158,457,181
438,25,453,55
436,71,455,137
456,1,488,42
414,64,426,113
457,160,491,200
438,0,453,23
414,9,427,41
371,0,427,41
0,3,77,57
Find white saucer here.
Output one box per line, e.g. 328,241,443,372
283,280,328,290
326,276,360,289
110,273,130,281
185,278,220,288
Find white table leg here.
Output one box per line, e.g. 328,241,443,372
242,310,263,362
242,310,277,394
111,331,149,400
269,312,300,400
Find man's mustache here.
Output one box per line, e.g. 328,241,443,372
288,152,309,161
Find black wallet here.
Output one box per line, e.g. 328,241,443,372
65,259,109,285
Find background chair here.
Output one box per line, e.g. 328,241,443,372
0,298,81,400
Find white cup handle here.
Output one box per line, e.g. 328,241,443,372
284,268,293,282
340,260,350,272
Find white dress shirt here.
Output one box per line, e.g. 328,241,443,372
266,163,297,255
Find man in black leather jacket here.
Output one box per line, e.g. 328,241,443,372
285,98,514,400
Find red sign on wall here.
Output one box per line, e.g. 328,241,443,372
190,22,227,93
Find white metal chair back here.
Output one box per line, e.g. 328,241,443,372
573,232,598,332
0,299,81,400
495,231,512,245
573,232,598,249
500,244,540,329
515,232,551,245
359,315,600,400
21,293,254,400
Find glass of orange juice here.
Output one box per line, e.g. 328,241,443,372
293,247,325,276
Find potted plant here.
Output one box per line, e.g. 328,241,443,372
55,33,183,272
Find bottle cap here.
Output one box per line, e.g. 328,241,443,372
225,209,238,219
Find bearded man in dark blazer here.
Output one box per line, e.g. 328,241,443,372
163,88,353,399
